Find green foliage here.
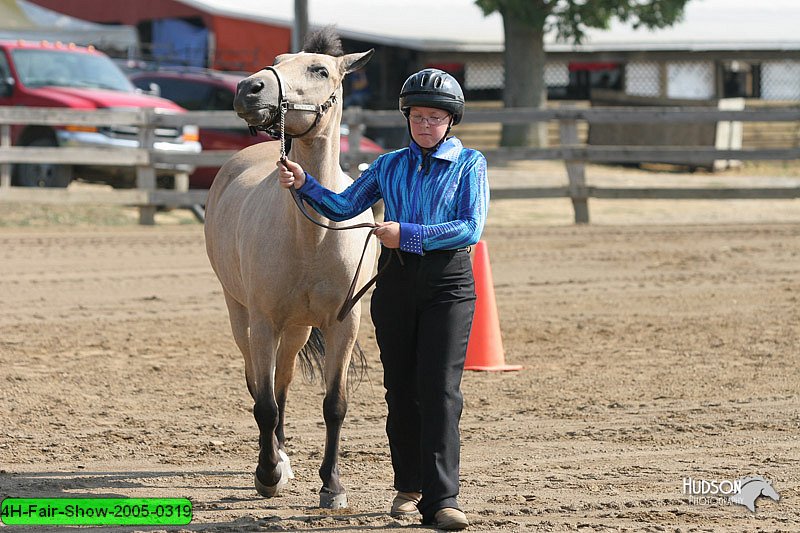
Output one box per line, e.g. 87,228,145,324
475,0,691,43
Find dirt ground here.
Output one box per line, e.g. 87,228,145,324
1,163,799,532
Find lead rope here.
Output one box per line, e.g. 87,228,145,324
273,73,403,322
278,97,288,160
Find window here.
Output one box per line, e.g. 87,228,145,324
208,86,234,111
548,62,622,100
667,62,715,100
11,49,134,92
761,61,800,100
0,51,9,79
0,51,11,98
137,77,217,110
722,60,760,99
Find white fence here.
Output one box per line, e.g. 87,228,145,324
2,106,800,224
0,107,231,224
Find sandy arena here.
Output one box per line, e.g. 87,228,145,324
1,163,799,531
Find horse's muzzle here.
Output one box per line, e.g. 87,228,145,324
235,105,278,127
234,75,280,127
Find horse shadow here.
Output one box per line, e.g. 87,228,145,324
0,469,414,531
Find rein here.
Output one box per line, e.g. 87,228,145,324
257,65,403,322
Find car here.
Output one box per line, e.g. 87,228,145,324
127,67,383,188
0,40,201,188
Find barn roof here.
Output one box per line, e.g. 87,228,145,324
176,0,800,53
0,0,138,49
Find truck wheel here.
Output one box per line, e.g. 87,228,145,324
12,137,73,188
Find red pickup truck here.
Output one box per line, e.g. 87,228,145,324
0,40,201,187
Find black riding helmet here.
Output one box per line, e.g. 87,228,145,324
399,68,465,125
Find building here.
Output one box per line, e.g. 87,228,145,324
0,0,137,53
26,0,800,108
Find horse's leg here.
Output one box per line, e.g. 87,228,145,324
317,316,358,509
223,291,256,398
247,314,287,497
272,325,311,480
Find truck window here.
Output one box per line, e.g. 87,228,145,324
0,51,11,98
134,77,215,111
11,49,135,92
0,51,9,80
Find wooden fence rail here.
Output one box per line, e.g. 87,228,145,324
1,105,799,225
342,106,800,223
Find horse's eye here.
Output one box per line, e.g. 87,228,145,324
312,66,329,78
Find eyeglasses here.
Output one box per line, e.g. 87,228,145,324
408,114,451,126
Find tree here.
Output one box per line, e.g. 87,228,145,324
475,0,692,147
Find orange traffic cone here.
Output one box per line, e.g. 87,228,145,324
465,240,522,371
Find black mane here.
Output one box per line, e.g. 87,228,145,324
302,26,344,57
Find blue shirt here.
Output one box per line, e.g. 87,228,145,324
297,136,489,255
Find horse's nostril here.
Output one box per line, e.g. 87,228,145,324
250,80,265,94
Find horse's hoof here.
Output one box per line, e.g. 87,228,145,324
254,451,293,497
319,489,348,509
254,471,281,497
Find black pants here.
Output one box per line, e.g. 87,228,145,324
370,246,476,522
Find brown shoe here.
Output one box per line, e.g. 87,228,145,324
433,507,469,530
390,491,422,518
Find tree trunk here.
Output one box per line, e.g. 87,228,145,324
501,14,547,147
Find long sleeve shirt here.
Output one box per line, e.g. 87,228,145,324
297,136,489,255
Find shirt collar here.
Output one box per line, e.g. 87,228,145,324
410,136,462,162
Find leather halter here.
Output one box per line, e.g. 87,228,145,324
254,63,404,322
248,65,339,141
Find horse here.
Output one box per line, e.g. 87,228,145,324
204,28,377,509
729,476,780,512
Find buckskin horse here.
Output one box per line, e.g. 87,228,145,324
204,28,376,508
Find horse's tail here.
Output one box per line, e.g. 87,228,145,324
348,340,368,392
297,327,367,391
297,327,325,382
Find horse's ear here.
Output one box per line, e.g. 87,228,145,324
341,49,374,75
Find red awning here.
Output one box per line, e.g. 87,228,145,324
568,62,620,72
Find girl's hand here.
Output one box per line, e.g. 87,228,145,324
374,221,400,249
277,158,306,189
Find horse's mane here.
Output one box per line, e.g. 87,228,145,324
302,26,344,57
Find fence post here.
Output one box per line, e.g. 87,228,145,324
136,108,157,225
174,172,189,192
1,124,10,188
559,118,589,224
